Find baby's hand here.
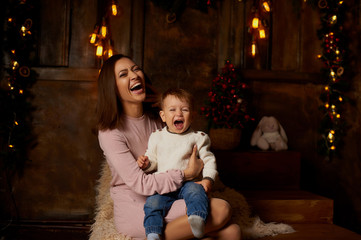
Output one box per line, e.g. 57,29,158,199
137,155,150,169
195,179,213,193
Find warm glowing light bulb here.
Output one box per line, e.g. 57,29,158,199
108,47,114,58
96,45,103,57
330,15,337,24
9,145,14,148
19,89,23,94
338,1,343,4
11,50,15,54
330,145,336,150
324,86,329,91
21,25,26,36
325,103,329,108
336,114,340,118
262,1,271,12
251,42,256,57
252,17,259,28
8,18,13,22
15,121,19,125
90,33,97,44
112,3,118,16
259,29,266,39
331,105,336,110
101,25,107,38
317,54,322,59
12,61,19,70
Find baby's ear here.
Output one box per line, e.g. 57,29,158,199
159,110,166,122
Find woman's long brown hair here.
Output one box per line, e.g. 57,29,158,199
96,54,159,131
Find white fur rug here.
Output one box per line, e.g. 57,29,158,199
89,161,295,240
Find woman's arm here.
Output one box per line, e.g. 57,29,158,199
98,130,202,195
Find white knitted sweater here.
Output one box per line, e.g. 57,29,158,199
144,127,218,181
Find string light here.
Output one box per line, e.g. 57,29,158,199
89,0,118,64
96,45,103,57
101,20,107,38
259,28,266,39
111,1,118,16
251,41,256,57
252,16,259,29
248,0,272,58
261,0,271,12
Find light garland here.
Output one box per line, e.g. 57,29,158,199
89,0,119,65
313,0,349,157
1,0,38,175
248,0,272,57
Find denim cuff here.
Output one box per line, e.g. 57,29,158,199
145,226,163,235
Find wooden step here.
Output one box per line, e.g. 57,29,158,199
258,223,361,240
215,150,301,190
242,190,333,224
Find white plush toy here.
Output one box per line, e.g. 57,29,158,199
250,116,288,151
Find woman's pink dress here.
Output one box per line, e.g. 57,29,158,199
98,114,187,239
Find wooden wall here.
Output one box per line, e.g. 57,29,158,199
1,0,360,235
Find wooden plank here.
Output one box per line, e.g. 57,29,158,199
215,151,301,190
258,223,361,240
110,0,131,56
217,0,232,70
39,0,70,66
131,0,145,66
299,1,323,73
68,0,98,68
33,68,99,81
243,190,334,224
271,0,300,71
242,69,322,83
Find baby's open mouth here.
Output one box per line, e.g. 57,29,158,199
174,120,184,130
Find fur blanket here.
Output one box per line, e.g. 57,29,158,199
89,162,295,240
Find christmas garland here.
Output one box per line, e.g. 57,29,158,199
311,0,350,158
1,0,38,177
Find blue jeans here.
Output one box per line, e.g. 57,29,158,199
143,181,209,235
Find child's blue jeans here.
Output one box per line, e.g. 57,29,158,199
143,181,209,235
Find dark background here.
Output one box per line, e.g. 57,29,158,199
1,0,361,236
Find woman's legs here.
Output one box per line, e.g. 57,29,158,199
163,198,241,240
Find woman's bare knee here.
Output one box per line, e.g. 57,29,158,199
207,198,232,230
216,223,241,240
212,198,232,225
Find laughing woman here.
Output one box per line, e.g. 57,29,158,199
96,54,241,240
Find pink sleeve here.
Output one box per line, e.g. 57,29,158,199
98,130,184,196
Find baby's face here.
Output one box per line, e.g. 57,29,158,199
160,95,192,134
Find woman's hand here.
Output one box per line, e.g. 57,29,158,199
195,178,213,193
183,145,204,181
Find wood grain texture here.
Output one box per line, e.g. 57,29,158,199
215,151,301,190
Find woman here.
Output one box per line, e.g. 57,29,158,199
96,54,241,240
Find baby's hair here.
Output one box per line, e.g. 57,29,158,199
160,88,194,110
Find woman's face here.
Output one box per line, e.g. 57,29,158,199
114,57,146,105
